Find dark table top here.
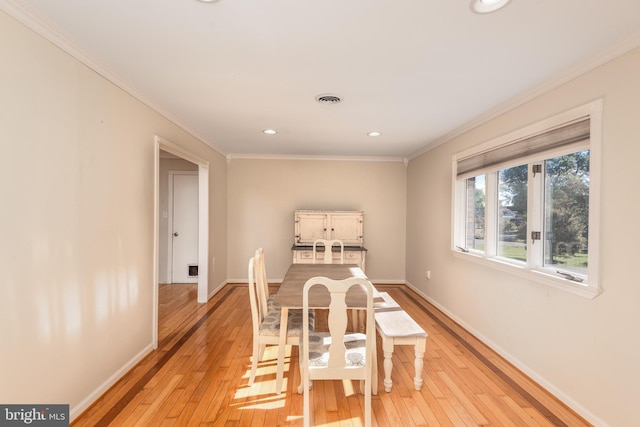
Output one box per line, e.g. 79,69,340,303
273,263,372,308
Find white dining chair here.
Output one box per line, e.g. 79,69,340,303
247,256,313,389
312,239,344,264
301,276,376,427
254,247,275,319
311,240,363,330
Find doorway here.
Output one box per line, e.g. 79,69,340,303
153,136,209,349
168,171,199,284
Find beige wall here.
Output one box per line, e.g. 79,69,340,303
227,158,407,282
0,10,228,417
406,48,640,426
6,3,640,425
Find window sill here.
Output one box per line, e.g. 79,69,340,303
451,249,602,299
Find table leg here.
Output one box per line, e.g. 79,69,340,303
275,307,289,395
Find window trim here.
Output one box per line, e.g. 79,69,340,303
451,100,602,299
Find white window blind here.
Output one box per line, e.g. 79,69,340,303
456,117,590,178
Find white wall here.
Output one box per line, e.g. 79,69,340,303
406,47,640,426
0,10,228,418
227,158,407,282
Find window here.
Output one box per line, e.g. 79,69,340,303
543,150,590,277
452,101,601,298
498,164,527,262
465,175,485,251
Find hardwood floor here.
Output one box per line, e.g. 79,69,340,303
72,283,591,426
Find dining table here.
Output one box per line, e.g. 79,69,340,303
272,263,373,394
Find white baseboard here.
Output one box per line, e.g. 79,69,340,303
403,280,607,427
207,280,229,300
70,343,155,422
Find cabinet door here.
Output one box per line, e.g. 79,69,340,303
329,213,363,245
295,212,328,244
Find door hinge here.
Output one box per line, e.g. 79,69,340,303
531,231,541,241
532,164,542,177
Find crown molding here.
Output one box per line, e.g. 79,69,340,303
226,153,407,164
5,0,640,163
0,0,227,156
408,31,640,161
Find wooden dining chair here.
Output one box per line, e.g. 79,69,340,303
312,239,344,264
247,256,313,388
301,276,376,427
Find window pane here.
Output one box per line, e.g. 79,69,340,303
544,150,590,275
465,176,485,251
498,165,528,261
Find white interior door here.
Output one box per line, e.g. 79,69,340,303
171,172,199,283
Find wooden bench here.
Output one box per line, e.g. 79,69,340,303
374,292,428,392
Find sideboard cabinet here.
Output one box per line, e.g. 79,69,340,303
294,210,363,245
291,210,367,271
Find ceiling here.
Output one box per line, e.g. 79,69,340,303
5,0,640,158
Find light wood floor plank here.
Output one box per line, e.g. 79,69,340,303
71,283,591,426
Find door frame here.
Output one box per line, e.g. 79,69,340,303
153,135,209,348
167,170,199,284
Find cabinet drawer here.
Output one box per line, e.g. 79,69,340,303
297,251,314,261
292,247,366,272
344,251,362,262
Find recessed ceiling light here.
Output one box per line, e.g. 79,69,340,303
263,129,277,135
367,131,381,137
470,0,511,14
197,0,220,3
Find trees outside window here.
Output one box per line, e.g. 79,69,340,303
465,175,485,251
498,165,528,262
544,150,590,274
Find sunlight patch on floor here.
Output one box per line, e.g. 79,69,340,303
234,377,289,398
302,418,362,426
341,379,356,396
232,391,287,410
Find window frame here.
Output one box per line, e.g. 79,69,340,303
451,100,602,299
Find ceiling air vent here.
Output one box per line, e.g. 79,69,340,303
315,93,342,104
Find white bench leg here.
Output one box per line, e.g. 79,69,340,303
379,335,427,392
381,336,394,393
414,337,426,391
